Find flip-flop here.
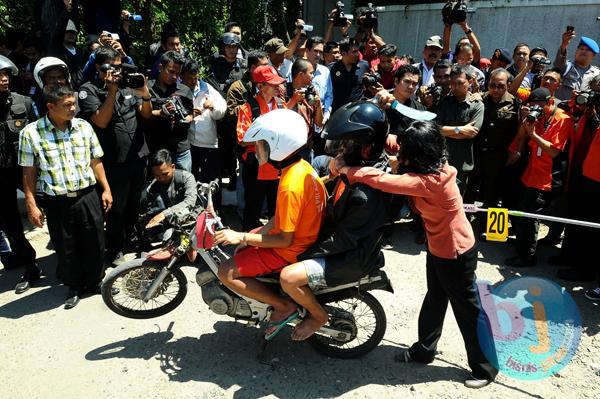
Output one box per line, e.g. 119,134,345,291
264,310,299,341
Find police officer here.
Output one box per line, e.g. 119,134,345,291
0,55,41,293
78,46,153,266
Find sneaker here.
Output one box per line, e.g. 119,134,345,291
464,374,494,389
381,238,393,250
584,287,600,301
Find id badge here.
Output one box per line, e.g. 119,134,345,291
537,146,542,157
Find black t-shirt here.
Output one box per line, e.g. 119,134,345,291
386,96,426,137
329,60,370,112
78,79,145,164
146,80,194,154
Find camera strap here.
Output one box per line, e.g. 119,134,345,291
543,104,558,133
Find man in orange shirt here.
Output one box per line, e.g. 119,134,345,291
216,109,326,337
237,65,286,231
505,88,574,267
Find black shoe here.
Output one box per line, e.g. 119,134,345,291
548,255,569,266
14,266,43,294
556,268,595,282
64,289,80,310
538,235,562,247
381,238,394,250
505,255,537,268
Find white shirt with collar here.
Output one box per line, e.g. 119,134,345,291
188,80,227,148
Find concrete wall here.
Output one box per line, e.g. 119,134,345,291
304,0,600,65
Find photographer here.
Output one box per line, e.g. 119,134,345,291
441,1,481,65
504,88,574,268
146,50,194,171
508,47,550,95
554,30,600,101
323,4,353,44
80,31,135,84
78,45,152,266
417,59,452,111
435,65,484,195
286,58,323,163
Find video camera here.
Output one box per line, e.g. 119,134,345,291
160,96,189,122
532,57,552,67
362,72,382,90
442,0,475,25
298,85,317,105
426,84,444,104
358,3,385,30
526,104,544,123
99,63,146,89
575,90,600,107
331,1,353,28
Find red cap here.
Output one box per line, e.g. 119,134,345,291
252,65,286,85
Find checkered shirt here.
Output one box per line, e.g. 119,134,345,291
18,115,104,196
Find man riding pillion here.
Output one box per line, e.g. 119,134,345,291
214,109,327,339
279,100,393,340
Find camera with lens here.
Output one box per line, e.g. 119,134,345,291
161,96,189,122
526,104,544,123
362,71,382,88
427,84,444,103
532,57,552,67
442,0,475,25
299,85,317,105
575,90,600,107
359,3,380,30
331,1,353,27
99,63,146,89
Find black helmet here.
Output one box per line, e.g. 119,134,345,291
322,100,388,162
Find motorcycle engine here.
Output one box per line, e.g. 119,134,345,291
196,270,252,318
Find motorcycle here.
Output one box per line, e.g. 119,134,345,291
101,180,394,359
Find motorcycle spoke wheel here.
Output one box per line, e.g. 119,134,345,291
308,291,386,359
102,260,187,319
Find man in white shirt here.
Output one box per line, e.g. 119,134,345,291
413,35,443,88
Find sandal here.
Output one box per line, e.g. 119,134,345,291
264,310,299,341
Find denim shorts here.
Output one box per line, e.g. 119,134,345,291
303,257,327,290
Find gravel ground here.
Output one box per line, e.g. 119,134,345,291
0,202,598,399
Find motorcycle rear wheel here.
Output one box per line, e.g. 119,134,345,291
308,291,386,359
102,258,188,319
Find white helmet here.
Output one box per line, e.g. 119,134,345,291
243,109,307,162
0,55,18,76
33,57,71,89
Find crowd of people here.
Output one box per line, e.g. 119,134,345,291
0,2,599,381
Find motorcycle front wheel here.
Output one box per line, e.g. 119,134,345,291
308,291,386,359
101,258,188,319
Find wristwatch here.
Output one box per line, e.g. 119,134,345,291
454,126,461,135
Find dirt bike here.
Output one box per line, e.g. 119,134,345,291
101,180,393,358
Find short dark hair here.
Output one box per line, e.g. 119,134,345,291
324,41,339,54
513,43,529,54
23,37,43,53
543,67,562,80
306,36,324,51
160,50,185,67
94,45,120,65
433,59,452,73
399,121,447,175
224,21,240,32
44,84,75,105
247,50,267,69
160,23,180,45
149,149,173,168
339,38,358,54
291,58,311,79
378,44,397,57
394,64,420,81
182,59,200,75
450,64,472,80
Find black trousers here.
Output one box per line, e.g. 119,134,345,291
241,153,278,231
562,174,600,279
0,167,36,270
42,187,105,290
515,187,547,259
409,246,498,380
104,157,147,261
190,146,222,210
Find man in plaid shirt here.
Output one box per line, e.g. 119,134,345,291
18,85,112,309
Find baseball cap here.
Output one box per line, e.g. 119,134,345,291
66,19,78,33
265,38,287,55
492,48,512,64
222,32,241,46
528,87,552,103
530,46,548,57
425,35,443,49
252,65,286,85
578,37,600,54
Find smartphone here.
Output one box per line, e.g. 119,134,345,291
567,25,575,33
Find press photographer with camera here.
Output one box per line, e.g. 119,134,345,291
146,50,194,172
556,76,600,292
324,2,353,45
286,58,323,163
78,45,152,266
417,59,452,111
554,29,600,101
441,0,480,65
504,87,574,268
508,47,551,96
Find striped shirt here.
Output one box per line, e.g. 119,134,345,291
18,115,104,196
